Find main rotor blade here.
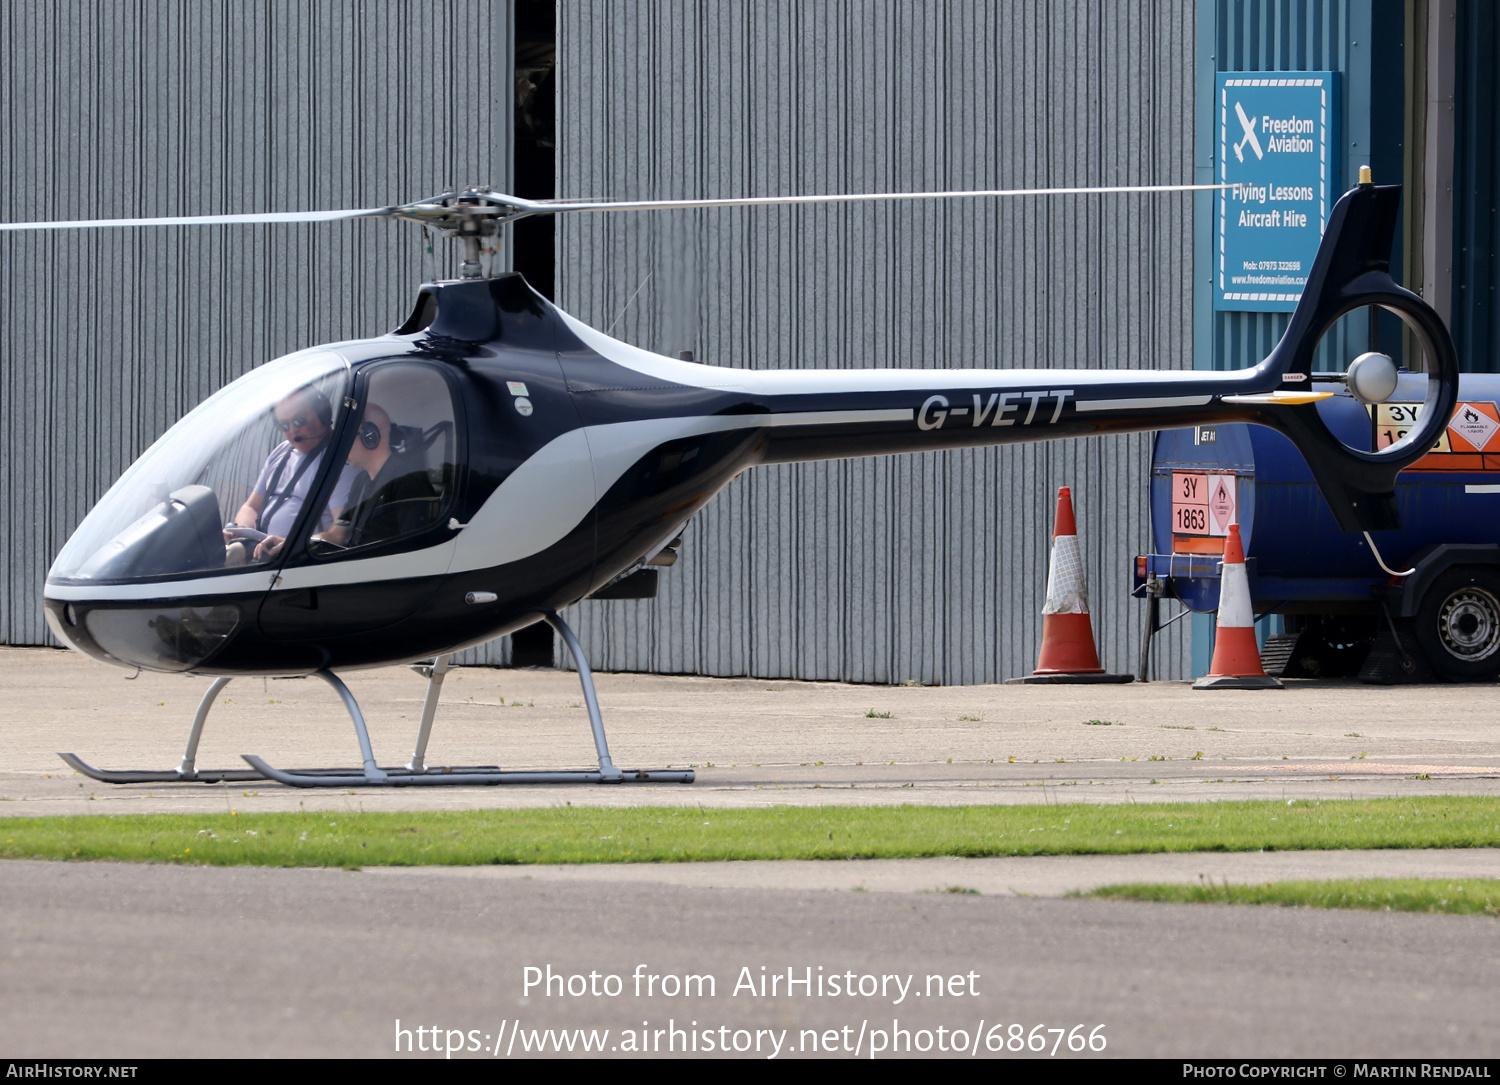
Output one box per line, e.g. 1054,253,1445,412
511,182,1230,215
0,182,1232,233
0,207,390,231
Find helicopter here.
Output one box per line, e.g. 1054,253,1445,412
10,175,1457,788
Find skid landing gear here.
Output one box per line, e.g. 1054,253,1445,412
60,677,264,784
60,609,694,788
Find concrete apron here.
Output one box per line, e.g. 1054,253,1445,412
2,646,1499,816
369,848,1500,897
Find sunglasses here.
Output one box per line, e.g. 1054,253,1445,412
274,415,316,432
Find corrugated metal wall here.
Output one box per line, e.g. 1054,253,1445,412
1451,0,1500,371
555,0,1199,684
2,1,1201,686
0,2,514,653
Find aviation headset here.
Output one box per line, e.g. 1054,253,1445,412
253,388,338,535
269,387,334,430
270,388,383,449
357,416,382,450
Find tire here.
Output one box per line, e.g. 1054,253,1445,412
1414,567,1500,682
1286,614,1376,679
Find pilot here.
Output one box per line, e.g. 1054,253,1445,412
224,387,360,564
313,402,439,551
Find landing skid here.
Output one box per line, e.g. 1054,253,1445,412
59,610,694,788
58,752,265,785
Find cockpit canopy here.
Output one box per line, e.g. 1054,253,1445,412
51,349,352,583
50,348,458,586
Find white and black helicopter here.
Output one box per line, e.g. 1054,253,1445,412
10,175,1457,788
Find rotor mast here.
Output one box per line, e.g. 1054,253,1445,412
388,189,512,279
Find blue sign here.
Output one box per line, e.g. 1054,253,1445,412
1215,73,1340,312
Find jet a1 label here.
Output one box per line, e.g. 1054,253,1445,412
918,390,1074,431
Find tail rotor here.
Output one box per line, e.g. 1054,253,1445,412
1234,179,1459,533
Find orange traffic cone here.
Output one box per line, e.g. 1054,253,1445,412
1193,522,1283,690
1008,487,1132,684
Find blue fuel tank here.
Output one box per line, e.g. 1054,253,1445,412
1145,374,1500,612
1139,375,1500,681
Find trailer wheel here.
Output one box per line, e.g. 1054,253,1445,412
1414,567,1500,682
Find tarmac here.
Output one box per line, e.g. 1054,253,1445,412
5,643,1500,895
5,856,1498,1059
370,847,1500,896
6,647,1500,1057
3,645,1498,823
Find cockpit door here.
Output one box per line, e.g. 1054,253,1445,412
257,360,465,645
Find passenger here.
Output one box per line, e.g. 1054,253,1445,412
314,403,439,551
224,387,360,564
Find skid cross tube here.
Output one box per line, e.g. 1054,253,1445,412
60,676,263,784
539,609,622,781
62,612,695,788
406,653,452,772
244,609,694,787
60,672,395,785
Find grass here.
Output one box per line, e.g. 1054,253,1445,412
3,796,1500,869
1088,878,1500,917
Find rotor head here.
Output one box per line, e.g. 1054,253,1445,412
388,189,517,279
